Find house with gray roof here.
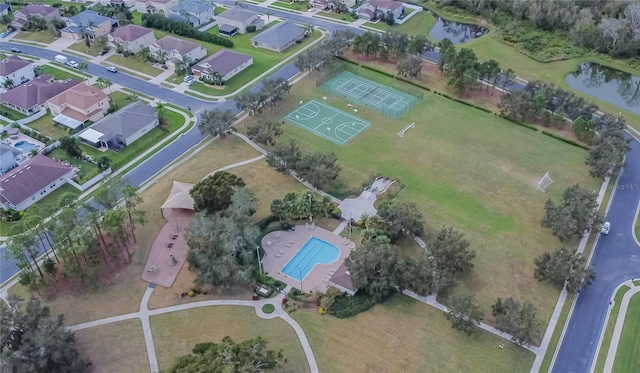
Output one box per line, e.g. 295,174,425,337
169,0,214,27
0,75,78,115
78,101,159,151
251,21,305,52
217,7,264,35
0,154,75,212
0,4,12,16
0,144,22,175
61,10,119,40
192,49,253,83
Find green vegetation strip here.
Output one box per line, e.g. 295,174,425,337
539,293,576,373
592,285,631,372
262,304,275,314
635,209,640,244
613,292,640,372
42,65,83,81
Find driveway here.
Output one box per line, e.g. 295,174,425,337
552,135,640,372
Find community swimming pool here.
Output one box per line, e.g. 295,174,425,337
282,237,340,281
14,140,37,153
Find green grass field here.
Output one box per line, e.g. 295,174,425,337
317,11,356,23
25,113,67,139
270,1,305,11
365,11,437,36
635,208,640,243
42,64,83,81
239,69,599,326
105,54,163,77
12,31,55,44
293,295,535,372
66,41,104,57
150,306,310,372
613,292,640,372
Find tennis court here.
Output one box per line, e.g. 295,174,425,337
285,99,371,145
321,71,420,118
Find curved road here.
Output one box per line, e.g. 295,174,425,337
552,135,640,372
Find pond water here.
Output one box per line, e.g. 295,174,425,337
427,10,488,44
565,62,640,115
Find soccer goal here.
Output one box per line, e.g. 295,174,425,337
537,172,555,192
397,122,415,138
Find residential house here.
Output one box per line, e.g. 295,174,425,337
47,83,109,132
108,24,156,53
0,56,35,94
0,75,78,115
251,21,304,52
328,262,356,295
312,0,355,10
97,0,137,7
12,4,61,30
135,0,180,15
192,49,253,83
61,10,119,40
216,7,264,36
356,0,403,20
0,154,75,212
78,101,159,151
149,35,207,67
0,4,12,16
0,144,22,175
168,0,214,27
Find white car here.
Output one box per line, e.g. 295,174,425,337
601,222,611,235
106,66,118,73
183,75,194,83
66,60,79,69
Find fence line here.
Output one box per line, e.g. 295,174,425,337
66,168,112,192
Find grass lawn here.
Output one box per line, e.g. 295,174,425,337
592,285,630,372
48,148,99,182
151,306,310,372
271,1,306,11
25,113,67,139
105,54,163,77
0,105,27,121
74,320,148,373
13,31,55,44
635,209,640,243
131,11,143,25
214,6,227,15
7,136,261,324
293,294,535,372
237,71,600,326
42,64,83,81
365,11,437,35
612,292,640,372
109,90,135,110
67,41,104,57
317,11,356,23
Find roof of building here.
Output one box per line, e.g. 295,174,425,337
0,4,11,13
68,10,117,28
251,21,304,49
218,23,238,33
47,83,107,110
218,7,258,22
154,35,201,55
168,13,200,25
0,143,21,158
0,154,72,207
53,112,83,130
329,262,355,292
139,0,174,4
366,0,403,11
0,55,31,77
0,75,78,111
110,24,154,42
161,181,195,210
17,3,58,17
170,0,213,14
193,49,252,77
80,101,157,143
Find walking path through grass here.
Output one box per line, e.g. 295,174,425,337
600,281,640,372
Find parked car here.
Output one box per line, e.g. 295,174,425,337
187,79,197,86
106,66,118,73
66,60,79,69
0,31,10,38
99,48,109,56
10,47,21,53
183,75,194,83
601,221,611,235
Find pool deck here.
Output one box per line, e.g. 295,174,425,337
261,223,356,294
2,133,45,154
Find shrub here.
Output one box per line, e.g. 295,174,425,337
328,293,377,318
188,290,195,297
262,304,275,314
246,25,256,33
330,207,342,219
541,131,590,150
257,214,278,230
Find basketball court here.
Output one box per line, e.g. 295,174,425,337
285,99,371,145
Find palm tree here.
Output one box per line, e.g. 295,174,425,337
96,77,113,101
136,47,150,63
96,36,108,52
126,92,139,102
265,10,273,23
3,77,15,90
78,61,88,83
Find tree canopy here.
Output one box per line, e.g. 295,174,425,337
429,227,476,292
534,247,595,293
190,171,246,215
377,200,425,241
540,184,600,241
247,120,283,146
491,297,540,346
198,109,236,138
445,292,484,335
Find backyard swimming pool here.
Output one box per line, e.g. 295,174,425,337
14,140,37,153
282,237,340,281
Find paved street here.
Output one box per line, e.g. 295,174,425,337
552,136,640,372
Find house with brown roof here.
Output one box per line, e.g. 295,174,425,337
47,83,109,132
192,49,253,83
0,154,75,211
328,262,356,295
356,0,403,20
108,24,157,53
12,4,61,30
149,35,207,67
0,56,35,94
0,75,78,115
135,0,179,15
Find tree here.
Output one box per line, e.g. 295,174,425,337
77,61,88,82
136,47,150,63
572,116,596,143
296,151,341,190
346,235,399,301
190,171,246,215
174,56,190,76
122,184,146,243
266,139,301,174
446,292,484,335
96,155,111,172
198,109,236,137
59,136,82,158
437,38,455,75
247,120,283,146
429,227,476,292
2,77,15,90
492,297,540,346
102,207,131,263
0,14,13,26
540,184,601,241
96,35,108,51
397,54,422,78
377,200,425,241
586,119,630,179
534,248,595,293
164,336,285,372
0,295,89,372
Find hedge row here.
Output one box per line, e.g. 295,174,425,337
395,75,431,92
541,131,590,150
432,91,492,113
328,292,378,318
496,114,539,131
360,64,396,78
257,214,279,230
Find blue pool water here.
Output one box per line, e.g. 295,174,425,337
14,140,37,152
282,237,340,281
